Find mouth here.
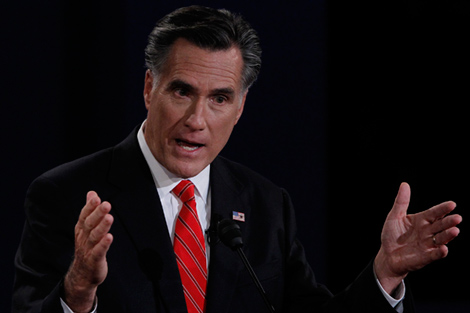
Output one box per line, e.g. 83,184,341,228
176,139,205,152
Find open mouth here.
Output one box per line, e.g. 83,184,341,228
176,139,204,152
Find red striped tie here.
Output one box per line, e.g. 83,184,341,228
173,180,207,313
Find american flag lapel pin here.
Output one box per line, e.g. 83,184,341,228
232,211,245,222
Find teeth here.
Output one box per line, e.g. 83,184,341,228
181,145,198,151
178,141,200,151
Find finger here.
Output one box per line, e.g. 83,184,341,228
86,190,97,202
91,233,114,262
429,213,463,235
434,226,461,246
430,244,449,260
421,201,457,223
78,191,101,225
88,214,114,247
388,182,411,219
84,201,112,231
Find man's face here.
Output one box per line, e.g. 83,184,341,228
143,38,247,178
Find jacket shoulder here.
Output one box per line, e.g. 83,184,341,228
212,155,281,191
35,147,114,188
33,127,140,189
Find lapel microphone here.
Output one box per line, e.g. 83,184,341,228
217,219,276,313
206,214,222,246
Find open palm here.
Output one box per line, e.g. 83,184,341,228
374,183,462,294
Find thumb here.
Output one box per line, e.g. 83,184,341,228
388,182,411,219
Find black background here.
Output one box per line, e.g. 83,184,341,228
2,1,469,312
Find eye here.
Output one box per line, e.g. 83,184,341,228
212,95,228,105
175,88,190,98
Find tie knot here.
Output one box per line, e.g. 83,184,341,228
173,180,195,203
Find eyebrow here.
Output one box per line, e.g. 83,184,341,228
213,87,235,97
166,79,236,97
166,79,195,93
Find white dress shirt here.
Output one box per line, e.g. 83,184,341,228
61,121,404,312
136,122,212,258
61,122,211,313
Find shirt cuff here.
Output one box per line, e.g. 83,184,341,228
60,297,98,313
373,269,405,311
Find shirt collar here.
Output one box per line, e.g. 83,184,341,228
137,121,210,203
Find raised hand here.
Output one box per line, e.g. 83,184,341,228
63,191,114,312
374,183,462,295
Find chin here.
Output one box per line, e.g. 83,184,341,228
171,163,205,179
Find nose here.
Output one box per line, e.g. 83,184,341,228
184,98,207,131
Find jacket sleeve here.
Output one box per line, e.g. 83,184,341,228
12,176,77,313
280,189,415,313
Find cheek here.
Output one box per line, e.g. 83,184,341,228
148,100,179,131
218,109,241,132
211,119,236,145
146,105,173,146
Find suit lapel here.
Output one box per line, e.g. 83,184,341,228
107,129,187,313
106,131,249,313
205,157,247,313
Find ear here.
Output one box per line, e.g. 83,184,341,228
143,70,154,110
234,91,247,125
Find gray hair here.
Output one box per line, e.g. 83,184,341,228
144,5,262,91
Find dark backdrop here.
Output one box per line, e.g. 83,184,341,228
328,2,469,312
2,1,468,312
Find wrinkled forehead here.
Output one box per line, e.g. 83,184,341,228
161,38,245,92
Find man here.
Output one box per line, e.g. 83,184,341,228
13,6,462,313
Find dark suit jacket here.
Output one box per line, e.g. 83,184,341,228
13,127,414,313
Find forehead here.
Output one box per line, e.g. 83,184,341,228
161,38,244,90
